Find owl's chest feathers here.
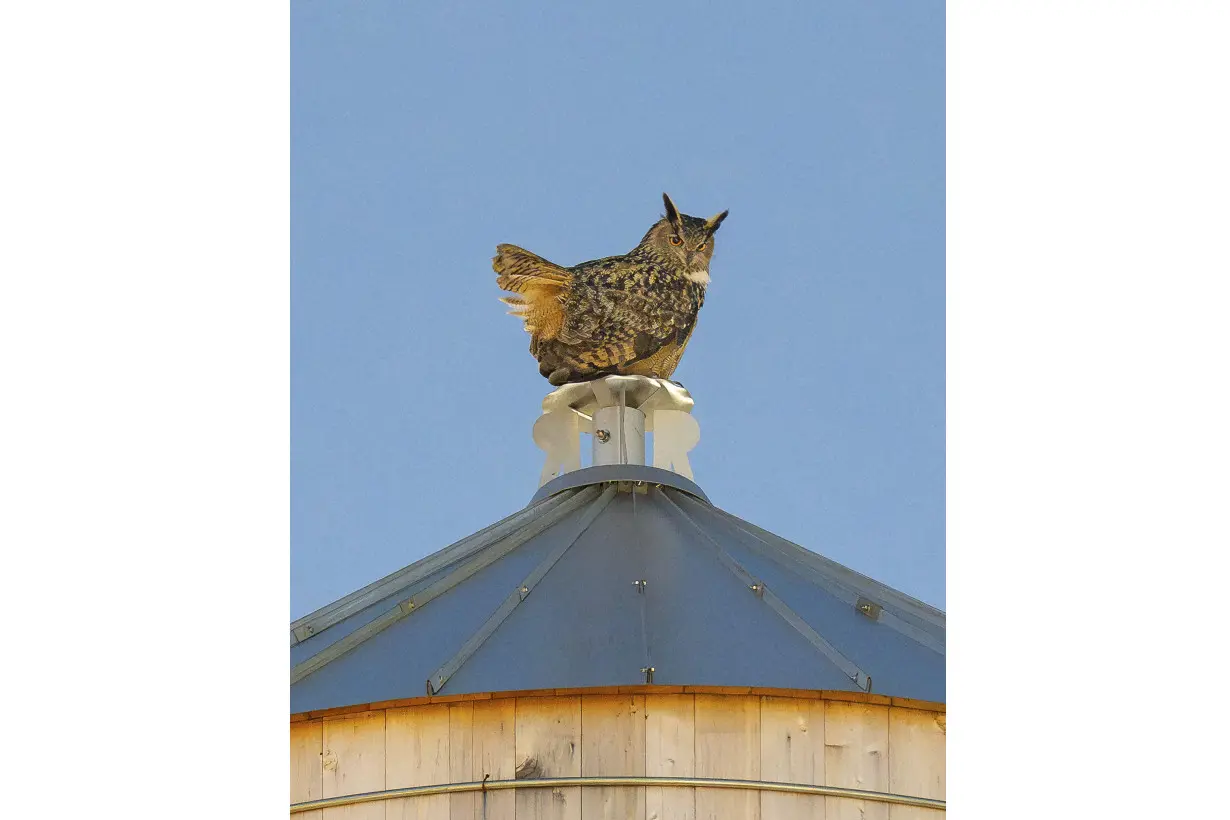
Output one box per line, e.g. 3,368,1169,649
688,279,707,309
670,276,706,315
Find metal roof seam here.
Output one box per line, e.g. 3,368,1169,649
706,504,946,629
427,485,619,695
670,493,945,655
291,486,601,685
631,492,653,682
653,488,873,692
291,490,576,644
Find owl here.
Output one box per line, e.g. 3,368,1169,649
495,193,729,386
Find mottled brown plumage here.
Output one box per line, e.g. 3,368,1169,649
495,193,728,386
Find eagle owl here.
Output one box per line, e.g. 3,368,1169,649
495,193,728,386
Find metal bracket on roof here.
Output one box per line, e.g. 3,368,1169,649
656,488,875,693
425,485,617,696
856,598,883,620
290,485,602,686
711,504,945,626
699,499,945,655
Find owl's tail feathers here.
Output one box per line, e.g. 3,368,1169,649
493,244,571,291
493,244,570,341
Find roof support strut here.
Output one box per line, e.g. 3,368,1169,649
291,486,601,685
676,493,945,655
708,502,946,632
657,489,874,693
426,485,617,695
291,490,577,645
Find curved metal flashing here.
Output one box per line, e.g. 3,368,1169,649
291,776,946,814
530,464,710,504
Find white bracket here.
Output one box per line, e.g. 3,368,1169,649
532,375,700,487
650,409,700,479
533,410,582,486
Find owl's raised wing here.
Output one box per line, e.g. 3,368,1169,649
494,244,573,342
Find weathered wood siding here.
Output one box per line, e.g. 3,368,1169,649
290,689,945,818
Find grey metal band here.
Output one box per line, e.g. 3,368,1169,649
290,775,945,814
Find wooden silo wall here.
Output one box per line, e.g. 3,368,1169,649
290,688,945,818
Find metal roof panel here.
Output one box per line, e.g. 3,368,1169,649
291,468,945,712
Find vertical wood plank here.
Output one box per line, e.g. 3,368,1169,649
291,720,325,820
645,694,695,820
448,703,476,820
695,694,760,820
323,711,386,820
581,694,646,820
386,704,450,820
516,696,582,820
473,699,516,820
887,708,946,820
760,696,825,820
823,701,889,820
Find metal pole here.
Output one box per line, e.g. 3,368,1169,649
591,405,645,466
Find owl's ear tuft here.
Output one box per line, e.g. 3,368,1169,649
705,210,729,233
662,193,683,230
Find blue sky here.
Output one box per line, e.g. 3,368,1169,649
291,1,944,618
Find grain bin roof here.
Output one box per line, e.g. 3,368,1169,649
290,466,944,714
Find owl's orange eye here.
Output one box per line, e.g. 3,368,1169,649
669,235,682,246
697,241,707,251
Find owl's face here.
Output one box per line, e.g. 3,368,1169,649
644,193,729,285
